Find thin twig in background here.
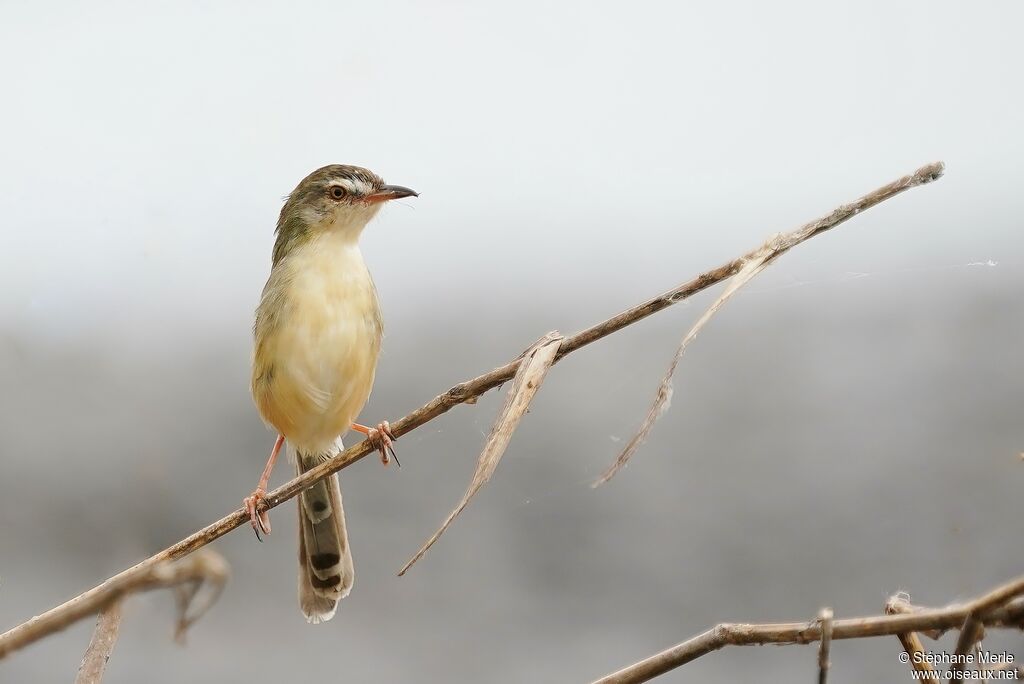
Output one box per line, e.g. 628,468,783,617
951,613,985,678
589,575,1024,684
817,607,833,684
0,549,228,660
0,162,944,660
73,552,226,684
170,551,229,644
74,599,123,684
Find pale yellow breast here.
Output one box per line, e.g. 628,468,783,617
252,233,383,454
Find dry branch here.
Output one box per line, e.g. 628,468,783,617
817,607,833,684
596,243,774,485
0,550,228,660
591,575,1024,684
74,599,123,684
398,332,562,576
886,594,939,683
951,613,986,677
0,162,944,660
597,162,945,485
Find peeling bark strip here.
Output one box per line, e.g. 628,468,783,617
0,163,944,661
398,332,563,576
596,162,947,486
595,245,775,486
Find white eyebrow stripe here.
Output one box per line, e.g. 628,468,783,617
331,179,374,195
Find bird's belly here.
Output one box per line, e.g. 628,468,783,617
254,245,382,454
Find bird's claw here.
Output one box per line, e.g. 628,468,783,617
367,421,399,467
244,489,272,541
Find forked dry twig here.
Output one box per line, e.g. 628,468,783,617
1,549,228,664
886,594,939,683
591,575,1024,684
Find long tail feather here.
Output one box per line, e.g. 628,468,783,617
294,444,353,623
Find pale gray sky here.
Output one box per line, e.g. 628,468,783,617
2,0,1020,348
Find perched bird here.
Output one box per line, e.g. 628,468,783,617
246,165,417,623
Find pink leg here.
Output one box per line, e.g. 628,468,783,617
243,434,284,540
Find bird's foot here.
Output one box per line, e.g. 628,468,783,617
243,433,284,541
243,488,272,541
353,420,399,467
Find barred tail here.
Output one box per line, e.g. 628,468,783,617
294,444,353,623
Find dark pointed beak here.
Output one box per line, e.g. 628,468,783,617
366,184,419,203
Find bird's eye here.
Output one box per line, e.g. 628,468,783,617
328,185,348,200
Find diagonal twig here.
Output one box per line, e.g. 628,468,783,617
398,332,562,576
596,161,946,485
595,244,774,486
0,162,945,659
950,613,985,678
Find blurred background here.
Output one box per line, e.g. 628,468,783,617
1,1,1022,681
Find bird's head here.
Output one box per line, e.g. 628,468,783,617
273,164,417,264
